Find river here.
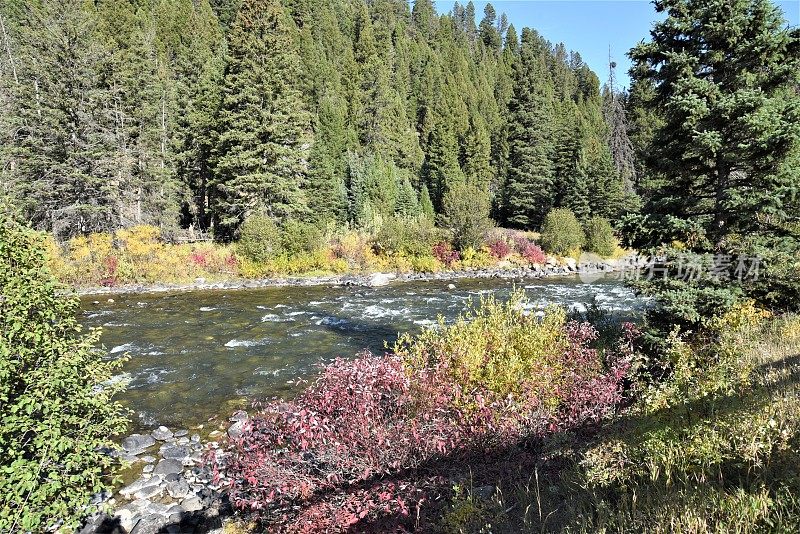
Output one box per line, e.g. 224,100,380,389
79,274,642,431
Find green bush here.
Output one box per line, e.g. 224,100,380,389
280,220,325,256
372,215,441,257
584,216,617,257
0,217,128,531
539,208,585,255
236,214,282,262
439,181,493,251
395,291,570,398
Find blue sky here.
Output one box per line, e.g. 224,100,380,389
434,0,800,89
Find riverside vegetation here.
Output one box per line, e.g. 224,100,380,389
2,0,800,532
45,214,617,288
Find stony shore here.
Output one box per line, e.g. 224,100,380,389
73,255,642,298
79,412,250,534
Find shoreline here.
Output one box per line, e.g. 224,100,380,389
73,255,641,297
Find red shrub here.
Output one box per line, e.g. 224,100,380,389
189,250,209,267
432,242,460,266
99,255,119,287
487,240,511,260
517,239,547,265
212,322,637,532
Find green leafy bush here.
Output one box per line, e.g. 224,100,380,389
236,214,282,262
280,220,324,256
372,215,441,257
439,181,494,251
0,217,128,531
584,216,617,257
539,208,585,255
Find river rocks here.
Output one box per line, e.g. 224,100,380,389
133,483,163,501
166,479,190,499
181,496,204,513
174,429,188,438
152,458,183,476
160,444,191,461
130,514,170,534
119,477,162,499
227,420,247,440
121,434,155,455
366,272,396,287
151,426,173,441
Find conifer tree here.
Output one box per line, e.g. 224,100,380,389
423,123,465,209
419,183,435,220
307,91,349,224
629,0,800,247
2,0,118,239
213,0,312,237
503,28,555,229
479,4,501,52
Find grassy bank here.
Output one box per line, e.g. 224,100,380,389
440,305,800,533
45,220,625,288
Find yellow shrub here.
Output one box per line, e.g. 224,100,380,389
115,225,162,261
395,292,569,400
461,249,493,269
410,255,441,273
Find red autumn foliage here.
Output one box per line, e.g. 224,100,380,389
514,236,547,265
212,321,638,532
432,241,460,266
99,255,119,287
487,239,511,260
189,250,209,267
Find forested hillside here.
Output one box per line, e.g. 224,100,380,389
0,0,637,241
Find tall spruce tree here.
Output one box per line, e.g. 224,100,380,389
627,0,800,330
503,28,555,229
629,0,800,247
1,0,118,239
213,0,312,237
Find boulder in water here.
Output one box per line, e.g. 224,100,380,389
366,272,396,287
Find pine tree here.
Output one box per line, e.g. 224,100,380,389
423,123,464,210
479,3,500,52
395,175,419,216
2,0,118,239
462,115,492,189
213,0,312,237
503,28,555,229
171,0,226,230
419,183,435,220
307,91,349,224
629,0,800,247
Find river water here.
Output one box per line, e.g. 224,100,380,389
79,274,642,430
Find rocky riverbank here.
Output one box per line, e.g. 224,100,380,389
78,413,249,534
73,255,642,297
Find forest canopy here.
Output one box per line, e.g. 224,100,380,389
0,0,637,241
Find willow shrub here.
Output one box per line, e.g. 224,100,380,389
216,291,637,531
540,208,586,256
0,217,128,532
584,216,617,257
